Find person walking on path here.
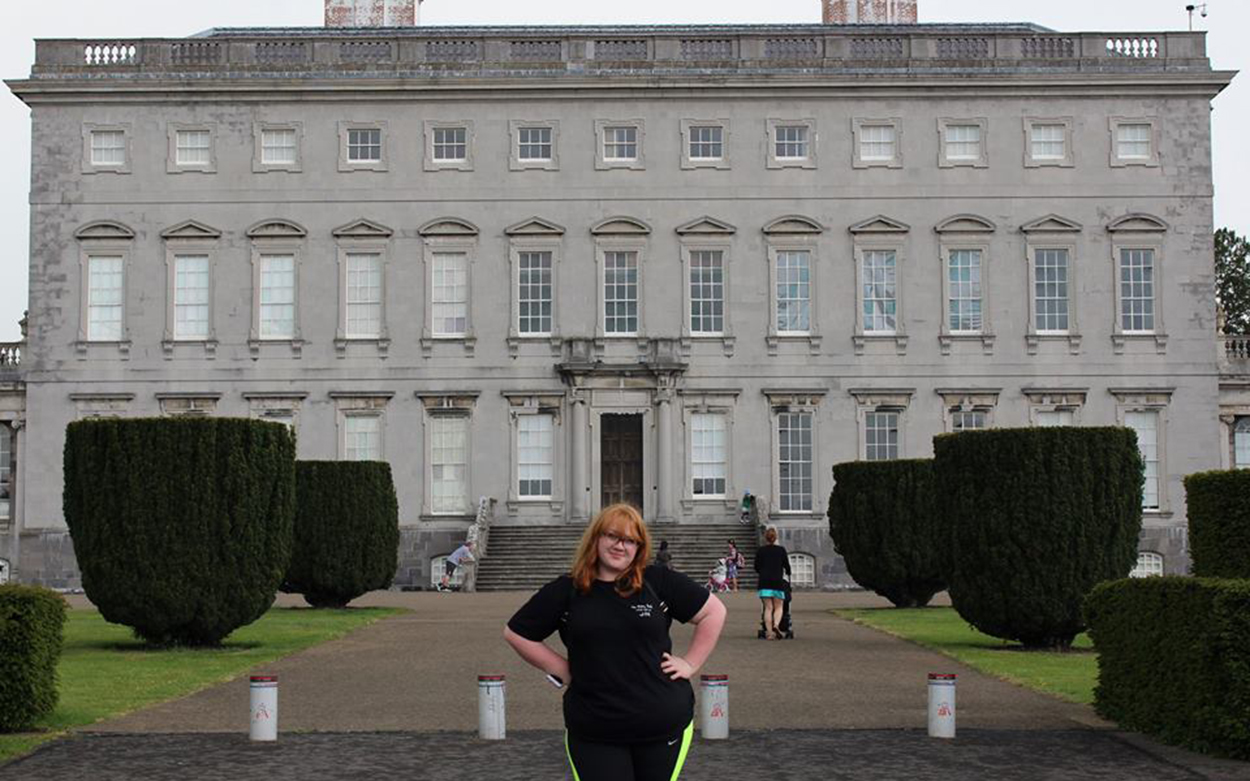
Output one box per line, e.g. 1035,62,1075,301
725,539,745,592
503,503,727,781
438,541,474,592
655,539,673,569
754,528,790,640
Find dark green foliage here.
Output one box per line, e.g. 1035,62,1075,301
1216,227,1250,334
1086,578,1250,758
934,427,1143,648
283,461,399,608
63,417,295,645
1185,470,1250,578
0,585,67,731
828,459,944,607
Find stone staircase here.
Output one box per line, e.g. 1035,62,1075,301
474,522,760,592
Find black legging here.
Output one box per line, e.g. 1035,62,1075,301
565,721,693,781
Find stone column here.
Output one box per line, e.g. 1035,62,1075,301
656,387,675,523
571,393,589,522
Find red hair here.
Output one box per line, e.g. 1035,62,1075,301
571,504,652,597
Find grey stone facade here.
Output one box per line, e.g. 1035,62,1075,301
2,23,1239,589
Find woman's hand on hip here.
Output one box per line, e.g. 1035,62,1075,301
660,652,695,681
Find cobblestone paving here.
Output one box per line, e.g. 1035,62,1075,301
0,729,1237,781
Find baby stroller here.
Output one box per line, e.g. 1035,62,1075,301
706,558,730,593
757,578,795,639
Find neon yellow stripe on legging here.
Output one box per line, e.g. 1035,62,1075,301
565,731,582,781
669,720,694,781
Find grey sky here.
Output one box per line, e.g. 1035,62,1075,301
1,0,1243,341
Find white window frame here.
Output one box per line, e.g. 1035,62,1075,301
852,118,902,169
84,254,126,344
166,123,217,173
0,423,13,524
75,224,135,355
503,393,565,514
766,391,826,516
681,119,731,170
1024,388,1086,428
516,413,555,500
156,393,220,418
420,233,477,354
333,392,393,462
938,390,1000,433
426,411,472,516
1129,551,1165,578
342,252,386,340
168,252,213,344
1110,117,1160,168
82,123,131,174
678,231,735,355
595,237,647,342
1111,240,1166,353
256,254,298,341
505,221,564,355
338,121,389,172
852,231,908,354
851,389,913,462
344,414,384,462
788,552,816,587
689,411,729,500
424,120,475,172
937,118,988,168
247,225,305,355
1111,388,1173,514
595,119,646,171
334,226,391,356
766,118,817,170
938,237,994,354
777,410,815,511
1233,417,1250,470
245,392,307,451
762,218,823,356
1024,117,1074,168
1023,217,1083,354
510,120,560,171
253,122,303,172
678,391,739,513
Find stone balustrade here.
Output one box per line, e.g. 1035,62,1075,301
1224,334,1250,373
0,343,20,369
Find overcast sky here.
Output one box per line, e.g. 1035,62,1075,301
0,0,1244,341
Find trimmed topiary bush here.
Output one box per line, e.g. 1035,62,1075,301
828,459,944,607
934,427,1143,648
1184,470,1250,578
63,417,295,645
1085,577,1250,759
0,585,68,732
283,461,399,608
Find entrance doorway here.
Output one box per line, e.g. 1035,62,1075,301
601,414,644,512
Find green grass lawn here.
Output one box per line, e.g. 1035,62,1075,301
0,605,403,763
834,606,1098,705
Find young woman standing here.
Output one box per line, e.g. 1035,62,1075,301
504,504,727,781
754,527,790,640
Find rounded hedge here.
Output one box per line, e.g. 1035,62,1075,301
283,461,400,608
1184,470,1250,578
63,417,295,645
828,459,945,607
0,585,67,732
934,427,1143,648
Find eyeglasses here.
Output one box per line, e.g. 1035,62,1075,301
602,532,640,548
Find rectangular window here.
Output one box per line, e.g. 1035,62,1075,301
689,126,723,160
345,416,381,461
1120,249,1155,333
945,124,981,160
775,125,809,159
173,255,210,340
347,128,382,162
778,412,813,512
860,125,896,161
1036,410,1075,427
1234,418,1250,469
603,126,638,161
518,126,553,160
0,424,11,521
431,253,468,337
689,250,724,335
261,128,297,165
862,250,897,334
1117,124,1152,159
1031,124,1067,160
87,256,124,341
346,253,382,339
431,416,468,513
259,255,296,339
865,411,899,461
603,251,639,335
951,410,986,431
1034,249,1070,333
518,414,554,499
691,413,727,498
776,251,811,334
517,251,553,335
433,127,467,162
1125,410,1160,509
90,130,126,166
947,249,983,333
175,130,211,166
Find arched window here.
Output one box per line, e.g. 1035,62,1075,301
1129,552,1164,578
1235,417,1250,470
430,554,467,589
787,552,816,588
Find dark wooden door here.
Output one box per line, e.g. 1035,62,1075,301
601,414,644,512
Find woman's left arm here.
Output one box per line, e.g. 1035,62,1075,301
660,595,727,681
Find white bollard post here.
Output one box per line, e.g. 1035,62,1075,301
927,673,956,739
478,674,506,740
699,674,729,740
249,675,278,742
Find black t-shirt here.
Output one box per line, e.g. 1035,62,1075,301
507,564,710,743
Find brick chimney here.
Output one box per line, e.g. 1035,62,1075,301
823,0,917,24
325,0,420,27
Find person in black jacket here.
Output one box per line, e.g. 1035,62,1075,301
754,527,790,640
504,503,727,780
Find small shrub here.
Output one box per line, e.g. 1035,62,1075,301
1184,470,1250,578
0,585,68,732
63,417,295,645
283,461,399,608
1085,577,1250,759
828,459,944,607
934,427,1143,648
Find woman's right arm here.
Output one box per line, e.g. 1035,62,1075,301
503,626,572,684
